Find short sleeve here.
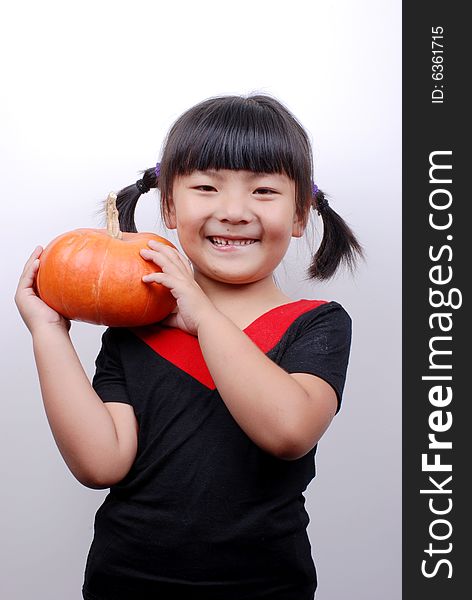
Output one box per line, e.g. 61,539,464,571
92,328,132,404
277,302,352,413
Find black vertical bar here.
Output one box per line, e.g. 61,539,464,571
403,3,468,599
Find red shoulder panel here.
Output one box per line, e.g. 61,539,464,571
132,299,327,390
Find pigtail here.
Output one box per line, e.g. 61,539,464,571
308,189,365,280
101,166,158,233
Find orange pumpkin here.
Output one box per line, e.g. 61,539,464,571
36,192,177,327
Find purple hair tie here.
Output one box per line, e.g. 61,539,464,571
155,162,161,178
311,182,329,214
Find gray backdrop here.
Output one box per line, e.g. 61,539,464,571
1,1,401,598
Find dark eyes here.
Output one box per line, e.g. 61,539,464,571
254,188,276,195
193,186,277,195
194,185,216,192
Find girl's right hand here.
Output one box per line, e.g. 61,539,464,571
15,246,71,334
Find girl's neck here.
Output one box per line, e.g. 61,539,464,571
193,270,294,329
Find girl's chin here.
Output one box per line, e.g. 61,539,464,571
194,267,268,286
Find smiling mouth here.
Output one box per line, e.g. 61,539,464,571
207,236,259,246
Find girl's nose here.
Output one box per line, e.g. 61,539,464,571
214,193,254,224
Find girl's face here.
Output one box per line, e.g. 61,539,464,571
165,169,305,286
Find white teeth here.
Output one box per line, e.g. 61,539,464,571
210,236,257,246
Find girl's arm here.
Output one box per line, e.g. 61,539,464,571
15,248,138,488
31,325,138,487
196,310,338,460
141,242,338,460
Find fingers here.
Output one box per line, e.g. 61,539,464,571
140,240,193,277
155,242,193,274
142,271,167,284
22,246,43,273
18,246,43,289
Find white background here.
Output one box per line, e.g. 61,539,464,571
1,1,401,598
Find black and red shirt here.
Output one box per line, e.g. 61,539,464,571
82,299,352,600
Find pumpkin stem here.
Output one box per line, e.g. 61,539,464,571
106,192,123,239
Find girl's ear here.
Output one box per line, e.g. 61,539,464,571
163,200,177,229
292,211,308,238
292,221,304,238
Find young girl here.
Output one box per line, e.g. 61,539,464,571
15,94,363,600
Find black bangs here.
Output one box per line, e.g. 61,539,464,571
159,95,313,211
167,98,305,175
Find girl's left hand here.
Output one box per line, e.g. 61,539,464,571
140,240,216,335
